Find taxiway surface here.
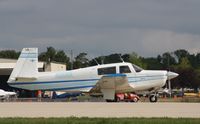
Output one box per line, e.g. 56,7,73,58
0,102,200,118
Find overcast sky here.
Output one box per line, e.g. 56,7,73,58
0,0,200,57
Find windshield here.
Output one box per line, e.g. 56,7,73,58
132,64,143,72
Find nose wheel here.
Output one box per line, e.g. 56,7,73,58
149,94,157,102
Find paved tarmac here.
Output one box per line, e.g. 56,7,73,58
0,102,200,118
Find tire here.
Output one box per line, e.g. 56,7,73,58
106,99,115,102
133,97,138,102
106,99,112,102
116,97,121,102
149,95,157,102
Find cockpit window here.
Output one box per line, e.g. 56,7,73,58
98,67,116,75
120,66,131,73
132,64,143,72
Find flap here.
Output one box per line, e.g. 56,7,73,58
90,74,133,93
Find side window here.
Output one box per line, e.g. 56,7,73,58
120,66,131,73
98,67,116,75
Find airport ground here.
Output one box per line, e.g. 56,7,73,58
0,102,200,118
1,98,200,124
4,95,200,103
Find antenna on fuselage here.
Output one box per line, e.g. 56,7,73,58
118,54,125,63
100,56,105,64
94,58,100,65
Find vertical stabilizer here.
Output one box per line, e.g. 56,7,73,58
8,48,38,83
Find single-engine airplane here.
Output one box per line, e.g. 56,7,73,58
7,48,178,102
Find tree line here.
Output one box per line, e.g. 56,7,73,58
0,47,200,90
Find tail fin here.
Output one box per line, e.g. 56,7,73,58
8,48,38,83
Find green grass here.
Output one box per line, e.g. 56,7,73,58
0,118,200,124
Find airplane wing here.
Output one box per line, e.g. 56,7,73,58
90,74,134,100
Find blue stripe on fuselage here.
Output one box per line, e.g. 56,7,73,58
9,78,99,85
9,75,165,86
44,85,94,91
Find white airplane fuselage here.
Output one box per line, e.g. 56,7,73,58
9,62,173,93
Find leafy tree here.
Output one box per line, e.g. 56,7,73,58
89,56,103,66
172,57,200,89
89,54,129,66
142,57,162,70
173,67,199,89
177,57,192,69
188,53,200,69
46,47,56,62
0,50,20,59
38,52,47,62
194,69,200,90
174,49,189,63
38,47,69,65
129,52,147,69
196,53,200,63
188,54,196,68
104,54,122,64
160,52,177,69
121,54,130,62
74,52,89,69
38,47,56,62
54,50,69,63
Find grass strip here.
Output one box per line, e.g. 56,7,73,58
0,117,200,124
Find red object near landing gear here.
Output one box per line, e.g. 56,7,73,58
115,93,140,102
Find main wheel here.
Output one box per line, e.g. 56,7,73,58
149,95,157,102
131,97,138,102
106,99,112,102
115,97,121,102
106,99,116,102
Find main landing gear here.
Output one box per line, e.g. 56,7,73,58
106,93,140,102
149,94,158,102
